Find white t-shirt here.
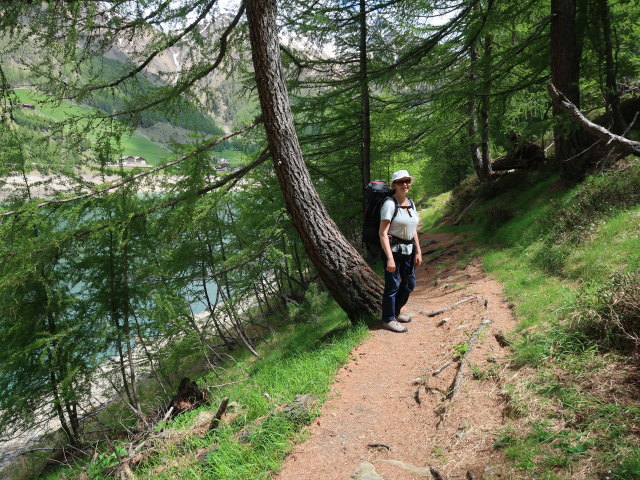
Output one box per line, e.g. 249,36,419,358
380,197,418,254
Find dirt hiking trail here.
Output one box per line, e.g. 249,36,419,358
276,232,516,480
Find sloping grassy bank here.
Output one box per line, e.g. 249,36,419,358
42,289,369,480
435,163,640,479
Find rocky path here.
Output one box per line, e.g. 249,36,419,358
275,232,516,479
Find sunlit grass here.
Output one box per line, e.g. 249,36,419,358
563,207,640,280
12,89,171,165
430,165,640,478
420,191,450,230
143,296,369,480
47,289,369,480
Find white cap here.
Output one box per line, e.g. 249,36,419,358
390,169,413,183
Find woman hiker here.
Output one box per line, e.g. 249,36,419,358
379,169,422,333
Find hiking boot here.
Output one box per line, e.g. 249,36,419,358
397,314,412,323
382,320,408,333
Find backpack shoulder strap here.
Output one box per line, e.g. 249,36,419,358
388,196,400,222
392,197,416,222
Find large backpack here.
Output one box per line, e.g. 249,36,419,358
362,180,415,256
362,181,392,255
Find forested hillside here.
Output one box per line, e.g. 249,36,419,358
0,0,638,479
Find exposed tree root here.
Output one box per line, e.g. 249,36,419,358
447,318,492,401
421,296,478,317
432,359,456,376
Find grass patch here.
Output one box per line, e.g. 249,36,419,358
431,162,640,478
420,191,451,229
215,150,249,165
46,288,369,480
12,89,171,165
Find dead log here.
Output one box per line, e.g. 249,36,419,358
421,296,477,317
491,132,545,172
447,318,492,400
547,82,640,157
169,378,209,417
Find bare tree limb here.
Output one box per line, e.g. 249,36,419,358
101,2,246,121
79,0,219,95
547,82,640,156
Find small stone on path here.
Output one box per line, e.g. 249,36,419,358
351,461,384,480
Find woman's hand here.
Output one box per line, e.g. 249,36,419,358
386,257,396,272
414,252,422,267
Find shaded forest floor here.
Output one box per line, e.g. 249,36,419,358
275,232,517,479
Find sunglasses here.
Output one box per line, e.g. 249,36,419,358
394,179,412,185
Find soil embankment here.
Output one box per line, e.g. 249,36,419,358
276,232,516,479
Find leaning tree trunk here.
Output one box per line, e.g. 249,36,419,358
246,0,383,322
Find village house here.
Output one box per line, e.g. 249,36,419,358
106,156,152,168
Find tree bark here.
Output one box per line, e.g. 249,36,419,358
550,0,588,181
359,0,372,196
246,0,383,322
479,34,493,179
598,0,626,135
467,43,484,181
467,2,493,183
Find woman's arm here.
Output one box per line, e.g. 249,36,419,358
413,230,422,267
379,219,395,272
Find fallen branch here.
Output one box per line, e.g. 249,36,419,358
421,296,477,317
281,294,301,307
436,317,449,327
447,318,492,400
414,384,422,405
547,82,640,156
159,406,175,426
208,397,230,432
237,394,318,443
367,442,391,450
432,359,456,376
453,197,479,225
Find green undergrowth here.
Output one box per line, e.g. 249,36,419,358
45,289,369,480
435,162,640,479
420,191,451,229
